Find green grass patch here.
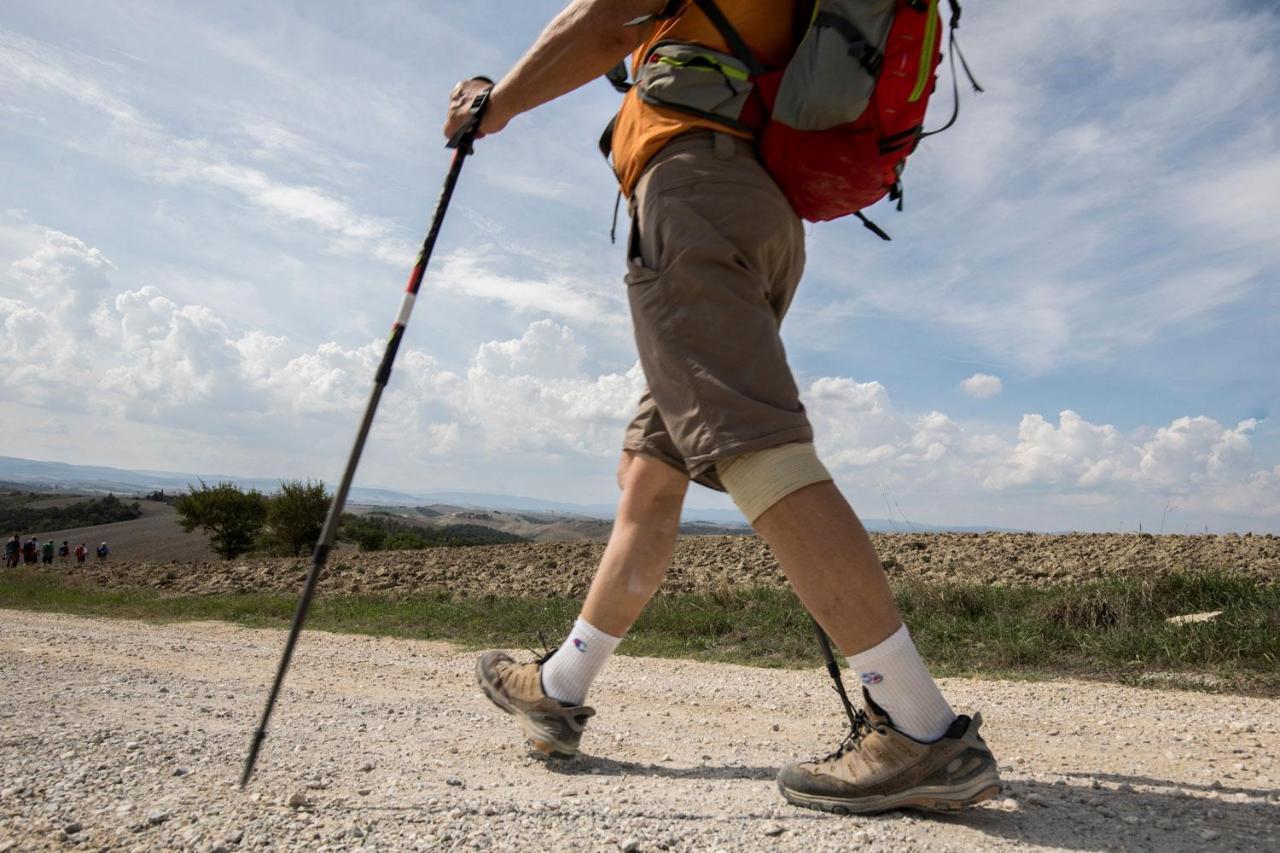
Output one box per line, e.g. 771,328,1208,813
2,570,1277,695
897,573,1280,693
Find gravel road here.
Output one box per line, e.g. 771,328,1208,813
1,611,1277,852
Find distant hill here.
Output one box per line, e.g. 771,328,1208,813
0,456,425,507
0,456,751,526
0,455,1017,533
349,504,752,542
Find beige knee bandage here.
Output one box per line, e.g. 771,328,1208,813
716,442,833,524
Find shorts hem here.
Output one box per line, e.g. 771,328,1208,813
628,425,816,492
621,441,692,480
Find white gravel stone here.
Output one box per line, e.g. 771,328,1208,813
0,610,1276,852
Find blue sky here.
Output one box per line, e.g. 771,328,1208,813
2,1,1278,532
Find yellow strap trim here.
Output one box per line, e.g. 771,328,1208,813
656,54,749,80
909,0,939,103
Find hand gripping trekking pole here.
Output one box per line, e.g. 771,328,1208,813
239,81,492,788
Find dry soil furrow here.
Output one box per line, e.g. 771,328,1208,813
62,531,1280,599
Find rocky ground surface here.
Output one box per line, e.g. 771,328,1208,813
59,532,1280,598
2,610,1278,852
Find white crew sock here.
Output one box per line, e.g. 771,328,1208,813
847,624,957,742
540,617,622,706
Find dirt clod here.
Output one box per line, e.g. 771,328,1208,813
55,532,1280,598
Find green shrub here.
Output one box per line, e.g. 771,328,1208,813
261,480,330,556
174,482,268,560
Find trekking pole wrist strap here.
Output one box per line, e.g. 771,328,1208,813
447,76,495,151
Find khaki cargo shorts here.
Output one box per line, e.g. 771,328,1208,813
622,131,811,491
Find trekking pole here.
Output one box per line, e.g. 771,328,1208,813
812,617,860,729
239,82,492,788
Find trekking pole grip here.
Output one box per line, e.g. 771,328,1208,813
447,76,494,153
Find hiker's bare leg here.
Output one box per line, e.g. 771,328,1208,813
752,480,902,656
579,451,689,636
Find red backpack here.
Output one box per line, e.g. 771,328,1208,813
607,0,980,238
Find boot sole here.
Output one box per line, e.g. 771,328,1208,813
778,770,1001,816
475,658,579,758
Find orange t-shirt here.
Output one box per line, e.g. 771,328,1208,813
611,1,802,197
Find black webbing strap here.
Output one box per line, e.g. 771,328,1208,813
605,61,632,93
855,211,892,241
598,114,618,160
609,191,624,244
690,0,765,75
625,0,688,28
658,0,687,17
615,1,686,88
879,123,924,154
920,1,983,140
813,11,883,76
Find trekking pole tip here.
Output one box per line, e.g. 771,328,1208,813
239,727,269,788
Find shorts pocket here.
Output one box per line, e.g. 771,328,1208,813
624,214,660,286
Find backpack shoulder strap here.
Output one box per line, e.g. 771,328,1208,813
690,0,766,75
607,0,690,94
628,0,686,26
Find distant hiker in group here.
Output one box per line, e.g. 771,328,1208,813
41,539,54,565
75,543,87,563
23,537,38,566
4,534,17,568
58,540,70,562
446,0,997,817
96,541,110,562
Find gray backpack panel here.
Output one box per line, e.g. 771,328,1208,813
772,0,896,130
635,42,755,126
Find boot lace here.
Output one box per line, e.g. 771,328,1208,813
822,708,877,761
528,630,557,666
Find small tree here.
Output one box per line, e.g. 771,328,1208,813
174,481,268,559
265,479,330,557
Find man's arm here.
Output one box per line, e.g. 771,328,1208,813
443,0,667,140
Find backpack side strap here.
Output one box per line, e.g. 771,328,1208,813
625,0,689,28
689,0,766,76
812,11,884,76
919,2,983,140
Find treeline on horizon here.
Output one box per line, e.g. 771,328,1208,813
0,493,142,533
338,513,525,552
173,480,524,560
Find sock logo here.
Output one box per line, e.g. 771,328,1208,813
860,671,884,685
573,638,588,653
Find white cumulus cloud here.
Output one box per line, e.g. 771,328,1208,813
3,221,1278,530
960,373,1003,399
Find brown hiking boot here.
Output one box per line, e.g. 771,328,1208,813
777,691,1000,815
476,650,595,757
